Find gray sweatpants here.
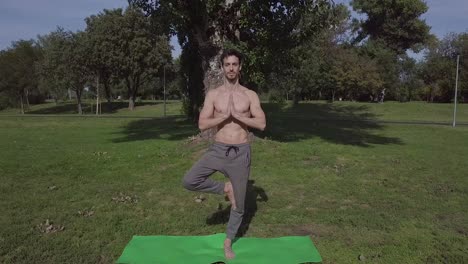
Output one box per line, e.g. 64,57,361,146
182,141,251,240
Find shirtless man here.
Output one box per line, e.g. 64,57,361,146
182,49,266,260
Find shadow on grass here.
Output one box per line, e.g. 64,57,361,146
206,180,268,238
258,103,402,147
113,102,402,147
28,101,160,114
112,116,197,143
27,103,85,114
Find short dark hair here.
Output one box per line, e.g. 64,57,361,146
220,49,243,65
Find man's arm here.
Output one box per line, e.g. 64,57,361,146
198,90,229,131
232,91,266,131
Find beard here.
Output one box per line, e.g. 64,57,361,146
226,72,238,80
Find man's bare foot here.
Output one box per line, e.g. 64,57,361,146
224,239,236,260
224,182,237,210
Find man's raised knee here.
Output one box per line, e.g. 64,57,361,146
182,176,196,191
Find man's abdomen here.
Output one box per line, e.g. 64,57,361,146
215,123,249,144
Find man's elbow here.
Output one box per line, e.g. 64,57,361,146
198,122,206,131
259,121,266,131
198,119,210,131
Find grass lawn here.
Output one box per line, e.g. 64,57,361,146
0,100,184,117
0,101,467,263
262,100,468,124
2,99,468,124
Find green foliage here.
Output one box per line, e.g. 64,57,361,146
267,86,286,105
132,0,337,118
38,29,97,114
0,40,42,112
270,3,387,103
37,28,71,103
0,50,17,109
236,0,336,92
36,28,93,114
164,58,184,100
398,56,425,102
331,47,384,101
1,0,465,112
63,31,94,114
85,9,123,102
359,40,400,99
420,32,467,102
114,7,172,110
351,0,432,54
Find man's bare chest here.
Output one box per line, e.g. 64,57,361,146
214,91,250,113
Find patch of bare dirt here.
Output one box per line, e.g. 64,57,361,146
36,219,64,234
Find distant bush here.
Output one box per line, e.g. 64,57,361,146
268,90,285,105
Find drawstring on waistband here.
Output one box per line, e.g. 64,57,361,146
225,146,240,157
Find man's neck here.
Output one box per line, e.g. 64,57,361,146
224,78,239,90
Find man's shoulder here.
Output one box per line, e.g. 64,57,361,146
241,86,258,98
212,84,231,92
210,85,258,97
207,87,222,97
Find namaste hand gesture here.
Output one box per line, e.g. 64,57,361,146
223,93,242,121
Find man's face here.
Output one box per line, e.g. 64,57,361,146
222,55,241,81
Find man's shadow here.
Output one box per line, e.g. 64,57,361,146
206,180,268,237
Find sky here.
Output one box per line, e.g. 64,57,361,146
1,0,467,59
0,0,181,57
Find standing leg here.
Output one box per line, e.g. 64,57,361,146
224,146,251,259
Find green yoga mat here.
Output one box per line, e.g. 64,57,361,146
116,233,322,264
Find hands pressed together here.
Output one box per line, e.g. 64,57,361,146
222,93,242,121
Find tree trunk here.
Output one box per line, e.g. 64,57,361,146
197,34,224,139
187,0,240,119
96,75,100,115
104,80,112,103
293,92,300,105
181,41,205,122
25,89,30,110
126,78,133,110
104,80,112,112
408,86,412,102
177,0,241,123
75,89,83,115
77,101,83,114
130,84,139,111
20,95,25,114
126,77,139,111
203,51,224,93
129,97,135,110
103,83,110,103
